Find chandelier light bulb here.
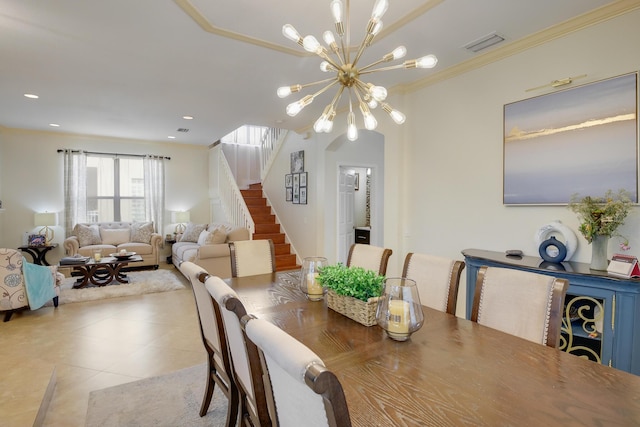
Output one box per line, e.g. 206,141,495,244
360,102,378,130
286,95,314,117
330,0,343,24
371,0,389,22
415,54,438,69
314,115,329,133
368,98,378,109
382,103,406,124
282,24,302,44
347,111,358,141
277,86,292,98
323,31,336,47
392,46,407,60
303,35,322,53
320,61,333,72
369,85,388,102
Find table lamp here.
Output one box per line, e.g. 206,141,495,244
34,212,58,245
172,211,190,234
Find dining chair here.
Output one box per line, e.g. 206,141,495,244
402,252,465,315
471,266,569,347
229,239,276,278
205,274,273,426
244,316,352,427
346,243,392,275
181,262,239,425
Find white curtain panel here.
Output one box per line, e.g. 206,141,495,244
144,155,165,236
63,149,87,237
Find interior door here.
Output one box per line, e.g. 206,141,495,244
338,167,355,264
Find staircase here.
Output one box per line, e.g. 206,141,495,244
240,183,298,271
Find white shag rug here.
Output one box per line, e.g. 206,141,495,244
57,269,186,304
85,364,228,427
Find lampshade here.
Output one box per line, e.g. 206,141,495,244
34,212,57,245
172,211,190,223
34,212,58,226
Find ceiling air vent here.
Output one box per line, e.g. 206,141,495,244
464,32,505,53
177,128,190,133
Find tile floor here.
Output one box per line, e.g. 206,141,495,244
0,263,206,427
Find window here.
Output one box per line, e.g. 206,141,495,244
87,155,146,222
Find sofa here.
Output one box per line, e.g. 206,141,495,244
172,222,250,279
63,221,162,269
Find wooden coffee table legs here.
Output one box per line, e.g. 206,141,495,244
72,262,130,288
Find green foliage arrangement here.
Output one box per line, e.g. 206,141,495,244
568,189,632,245
316,263,385,302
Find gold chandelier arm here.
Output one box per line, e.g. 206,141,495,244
310,79,341,99
299,77,340,91
359,63,405,75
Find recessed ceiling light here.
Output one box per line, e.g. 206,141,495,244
49,123,60,127
24,93,39,99
168,136,176,139
182,115,194,120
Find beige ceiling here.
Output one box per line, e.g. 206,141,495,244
0,0,635,146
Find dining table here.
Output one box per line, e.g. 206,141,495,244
224,270,640,426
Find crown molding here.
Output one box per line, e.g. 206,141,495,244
400,0,640,93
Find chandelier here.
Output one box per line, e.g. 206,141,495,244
277,0,437,141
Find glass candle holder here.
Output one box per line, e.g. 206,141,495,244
376,277,424,341
300,257,328,301
92,248,102,262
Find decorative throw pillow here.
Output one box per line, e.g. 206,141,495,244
208,227,227,244
75,224,101,247
197,230,210,246
131,222,154,244
180,223,206,243
100,228,131,245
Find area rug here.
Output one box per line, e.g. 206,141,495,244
85,364,228,427
57,269,187,304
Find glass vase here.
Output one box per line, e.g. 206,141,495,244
376,278,424,341
590,234,609,271
300,257,328,301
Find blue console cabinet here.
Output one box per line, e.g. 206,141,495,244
462,249,640,375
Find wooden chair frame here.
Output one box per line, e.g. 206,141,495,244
192,271,238,425
402,253,465,315
471,266,569,348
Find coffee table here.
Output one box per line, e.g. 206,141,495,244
69,255,143,288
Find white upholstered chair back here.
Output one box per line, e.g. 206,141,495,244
346,244,392,275
229,240,276,278
402,253,465,315
205,275,272,426
245,317,352,427
471,266,569,347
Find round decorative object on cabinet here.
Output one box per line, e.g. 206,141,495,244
534,221,578,261
539,236,568,263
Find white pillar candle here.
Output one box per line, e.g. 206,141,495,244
307,272,323,297
387,300,410,334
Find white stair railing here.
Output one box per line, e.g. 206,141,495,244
218,148,255,236
260,127,287,180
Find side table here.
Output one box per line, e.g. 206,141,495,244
18,243,58,266
165,237,176,264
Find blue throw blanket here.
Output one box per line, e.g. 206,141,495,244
22,257,56,310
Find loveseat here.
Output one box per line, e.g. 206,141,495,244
63,222,162,269
172,222,250,279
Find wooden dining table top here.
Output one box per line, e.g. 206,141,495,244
224,271,640,426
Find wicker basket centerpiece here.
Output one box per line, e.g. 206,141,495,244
317,264,385,327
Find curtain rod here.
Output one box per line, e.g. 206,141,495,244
57,149,171,160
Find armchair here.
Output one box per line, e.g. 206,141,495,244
0,248,63,321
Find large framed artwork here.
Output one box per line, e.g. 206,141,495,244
503,72,638,205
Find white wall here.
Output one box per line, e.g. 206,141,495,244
402,9,640,314
0,128,210,262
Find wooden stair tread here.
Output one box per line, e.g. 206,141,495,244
240,183,297,272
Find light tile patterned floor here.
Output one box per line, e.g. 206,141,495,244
0,263,205,427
